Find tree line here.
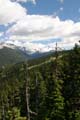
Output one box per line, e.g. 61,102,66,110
0,44,80,120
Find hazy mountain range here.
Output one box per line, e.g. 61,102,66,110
0,40,54,67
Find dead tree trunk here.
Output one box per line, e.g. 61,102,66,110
35,73,39,119
23,63,30,120
26,76,30,120
55,42,58,78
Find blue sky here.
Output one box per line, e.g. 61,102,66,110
22,0,80,21
0,0,80,52
0,0,80,33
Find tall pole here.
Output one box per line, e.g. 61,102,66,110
55,42,58,60
24,63,30,120
55,42,58,78
35,73,39,120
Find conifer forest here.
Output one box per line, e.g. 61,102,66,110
0,44,80,120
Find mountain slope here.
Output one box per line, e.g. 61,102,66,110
0,45,80,120
0,40,69,67
0,42,55,67
0,47,30,67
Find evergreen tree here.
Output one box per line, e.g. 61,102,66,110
61,44,80,120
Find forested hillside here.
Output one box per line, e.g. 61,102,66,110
0,44,80,120
0,46,56,67
0,47,29,67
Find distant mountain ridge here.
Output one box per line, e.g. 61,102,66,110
0,40,55,54
0,41,54,67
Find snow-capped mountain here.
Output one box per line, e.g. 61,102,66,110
0,41,16,49
0,40,55,67
0,40,55,55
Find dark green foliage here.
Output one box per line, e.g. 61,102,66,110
61,44,80,120
0,47,29,67
0,45,80,120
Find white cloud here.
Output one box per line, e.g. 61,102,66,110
0,32,3,37
6,15,80,49
0,0,79,52
58,0,64,4
7,15,61,40
5,40,57,53
0,0,27,25
5,36,78,54
15,0,36,4
6,15,74,40
60,7,63,11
